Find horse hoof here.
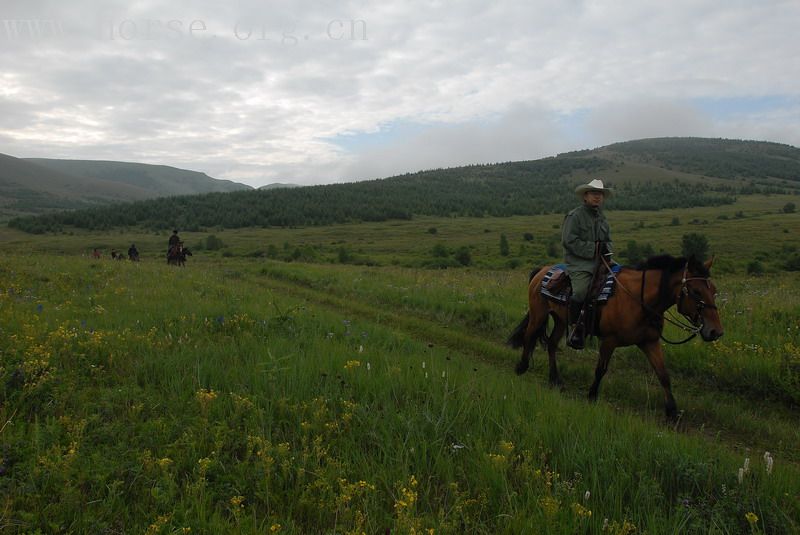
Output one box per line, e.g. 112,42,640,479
549,379,564,391
515,362,528,375
666,407,681,424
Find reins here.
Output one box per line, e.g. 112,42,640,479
599,255,705,345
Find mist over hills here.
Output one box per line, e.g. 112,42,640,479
7,137,800,234
0,154,251,220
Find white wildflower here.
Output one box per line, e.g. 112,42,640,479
764,452,774,475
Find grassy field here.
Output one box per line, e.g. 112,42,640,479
1,194,799,533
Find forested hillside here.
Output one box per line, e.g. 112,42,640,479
0,153,250,221
9,138,799,233
26,158,250,196
601,137,800,182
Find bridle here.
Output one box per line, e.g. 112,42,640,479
677,262,717,321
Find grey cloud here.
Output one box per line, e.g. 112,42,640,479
2,0,800,187
583,99,716,146
338,103,569,182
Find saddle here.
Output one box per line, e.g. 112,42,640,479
540,263,622,338
540,264,571,303
540,263,622,305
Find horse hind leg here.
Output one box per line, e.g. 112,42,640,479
547,311,566,388
514,311,547,375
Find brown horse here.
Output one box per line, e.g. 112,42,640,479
508,255,724,419
167,244,192,267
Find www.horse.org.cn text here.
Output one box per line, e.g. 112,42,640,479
95,18,367,43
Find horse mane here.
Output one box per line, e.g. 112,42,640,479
634,254,708,276
632,254,709,306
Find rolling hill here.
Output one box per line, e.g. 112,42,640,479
0,153,251,220
7,137,800,233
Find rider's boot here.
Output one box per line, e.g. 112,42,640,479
567,300,586,350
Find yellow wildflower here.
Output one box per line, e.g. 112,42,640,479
571,502,592,518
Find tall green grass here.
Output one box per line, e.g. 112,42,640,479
1,255,797,533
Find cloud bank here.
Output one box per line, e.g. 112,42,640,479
1,0,799,186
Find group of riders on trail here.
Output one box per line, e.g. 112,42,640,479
509,178,724,419
91,232,190,265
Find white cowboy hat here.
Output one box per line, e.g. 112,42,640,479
575,178,613,197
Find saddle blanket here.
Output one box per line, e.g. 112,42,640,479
540,264,622,304
596,264,622,302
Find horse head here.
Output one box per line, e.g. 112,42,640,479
676,256,724,341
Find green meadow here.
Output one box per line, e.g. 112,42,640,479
1,194,799,533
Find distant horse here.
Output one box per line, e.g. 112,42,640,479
167,244,192,267
508,255,724,419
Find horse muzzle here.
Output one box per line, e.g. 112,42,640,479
701,324,724,342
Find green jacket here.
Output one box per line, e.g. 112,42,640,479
561,204,613,273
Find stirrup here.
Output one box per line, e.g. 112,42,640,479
567,327,585,350
567,313,585,349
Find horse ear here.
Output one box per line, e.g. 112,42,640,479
704,256,715,271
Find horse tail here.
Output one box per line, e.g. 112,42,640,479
528,266,543,282
506,312,530,348
507,265,547,348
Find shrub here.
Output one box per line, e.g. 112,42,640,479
454,247,472,266
786,255,800,272
499,234,509,256
783,202,796,213
427,227,438,235
432,244,449,258
746,260,765,276
523,232,534,241
681,233,709,261
206,234,224,250
624,241,655,265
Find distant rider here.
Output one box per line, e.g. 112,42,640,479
168,230,180,257
561,179,614,349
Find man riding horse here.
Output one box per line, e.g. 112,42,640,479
562,179,613,349
168,230,180,256
510,178,724,418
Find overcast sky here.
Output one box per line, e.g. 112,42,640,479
1,1,799,187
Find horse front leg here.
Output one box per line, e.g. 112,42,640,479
588,337,617,402
638,340,678,420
